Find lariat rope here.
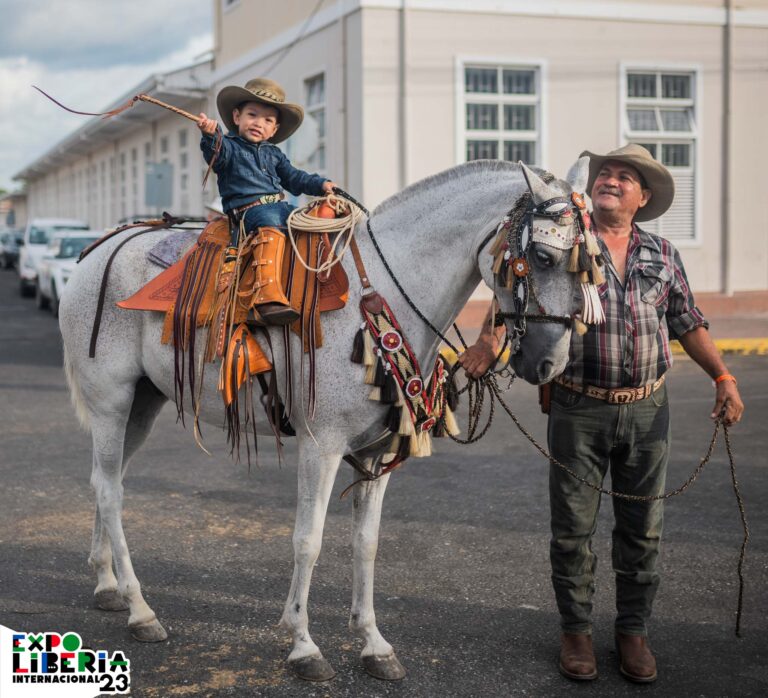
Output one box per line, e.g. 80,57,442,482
440,361,749,637
285,195,366,274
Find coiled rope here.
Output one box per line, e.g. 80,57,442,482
285,195,366,275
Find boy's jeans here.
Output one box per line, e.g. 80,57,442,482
546,382,670,636
230,201,296,247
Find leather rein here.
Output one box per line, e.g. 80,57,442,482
336,187,578,359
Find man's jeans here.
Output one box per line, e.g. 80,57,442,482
547,382,670,636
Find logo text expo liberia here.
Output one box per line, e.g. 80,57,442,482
11,630,130,693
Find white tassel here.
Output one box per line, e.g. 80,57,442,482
387,434,400,456
368,387,381,401
418,431,432,457
584,228,601,256
364,359,377,385
580,283,605,325
442,405,461,436
399,402,415,436
363,330,375,366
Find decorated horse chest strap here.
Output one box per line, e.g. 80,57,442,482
351,292,460,470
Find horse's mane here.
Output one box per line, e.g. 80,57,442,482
372,159,523,217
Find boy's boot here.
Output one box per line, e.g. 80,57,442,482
249,227,299,325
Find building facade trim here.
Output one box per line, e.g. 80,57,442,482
213,1,767,85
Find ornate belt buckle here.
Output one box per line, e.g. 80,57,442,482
607,388,635,405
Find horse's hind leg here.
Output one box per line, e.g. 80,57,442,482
91,378,167,613
279,438,342,681
349,470,406,680
88,378,168,642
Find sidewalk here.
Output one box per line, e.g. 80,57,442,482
452,291,768,356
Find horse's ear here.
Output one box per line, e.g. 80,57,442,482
520,161,557,205
565,156,590,195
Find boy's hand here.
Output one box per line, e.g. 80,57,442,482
197,113,218,135
322,181,339,195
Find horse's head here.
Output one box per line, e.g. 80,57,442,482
478,156,601,384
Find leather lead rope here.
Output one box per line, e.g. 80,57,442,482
440,364,749,637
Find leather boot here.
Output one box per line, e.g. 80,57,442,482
249,227,299,325
559,633,598,681
615,633,657,683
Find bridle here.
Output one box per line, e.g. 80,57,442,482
480,192,586,352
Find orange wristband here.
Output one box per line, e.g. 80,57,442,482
714,373,737,385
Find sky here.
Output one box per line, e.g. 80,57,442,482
0,0,213,191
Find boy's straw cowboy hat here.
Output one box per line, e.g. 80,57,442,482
217,78,304,144
580,143,675,222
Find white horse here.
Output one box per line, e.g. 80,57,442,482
60,158,588,681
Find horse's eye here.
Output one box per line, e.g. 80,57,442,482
535,249,555,267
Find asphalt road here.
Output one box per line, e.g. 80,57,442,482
0,266,766,697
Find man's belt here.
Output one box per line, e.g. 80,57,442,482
231,193,285,217
553,374,666,405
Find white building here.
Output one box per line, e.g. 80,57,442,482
14,0,768,295
15,61,213,229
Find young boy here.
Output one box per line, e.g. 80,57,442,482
198,77,337,325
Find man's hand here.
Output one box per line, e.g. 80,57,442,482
197,113,218,135
712,379,744,426
458,335,498,378
322,181,339,195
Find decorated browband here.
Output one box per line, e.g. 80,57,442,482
489,191,606,336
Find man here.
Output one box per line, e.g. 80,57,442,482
460,144,744,683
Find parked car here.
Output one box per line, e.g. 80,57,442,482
0,229,24,269
36,230,101,317
18,217,89,297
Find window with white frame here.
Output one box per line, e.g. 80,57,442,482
623,69,698,241
462,64,541,165
305,73,326,175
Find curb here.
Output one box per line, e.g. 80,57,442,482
672,338,768,356
442,338,768,364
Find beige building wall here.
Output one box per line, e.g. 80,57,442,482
210,4,362,197
729,24,768,291
356,5,767,293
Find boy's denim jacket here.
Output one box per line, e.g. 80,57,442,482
201,128,327,212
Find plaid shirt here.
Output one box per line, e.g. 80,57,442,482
562,225,708,389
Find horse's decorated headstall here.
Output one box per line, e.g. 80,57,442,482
490,191,606,337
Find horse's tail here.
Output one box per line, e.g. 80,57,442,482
63,345,91,431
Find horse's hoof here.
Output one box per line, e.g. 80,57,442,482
288,655,336,682
362,652,407,681
94,589,128,612
129,618,168,643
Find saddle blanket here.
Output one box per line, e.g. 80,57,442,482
147,229,199,268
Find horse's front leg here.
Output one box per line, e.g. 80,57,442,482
279,439,342,681
349,471,407,680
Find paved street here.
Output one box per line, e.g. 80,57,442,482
0,266,766,697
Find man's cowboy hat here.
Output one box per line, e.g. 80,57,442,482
216,78,303,144
580,143,675,222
